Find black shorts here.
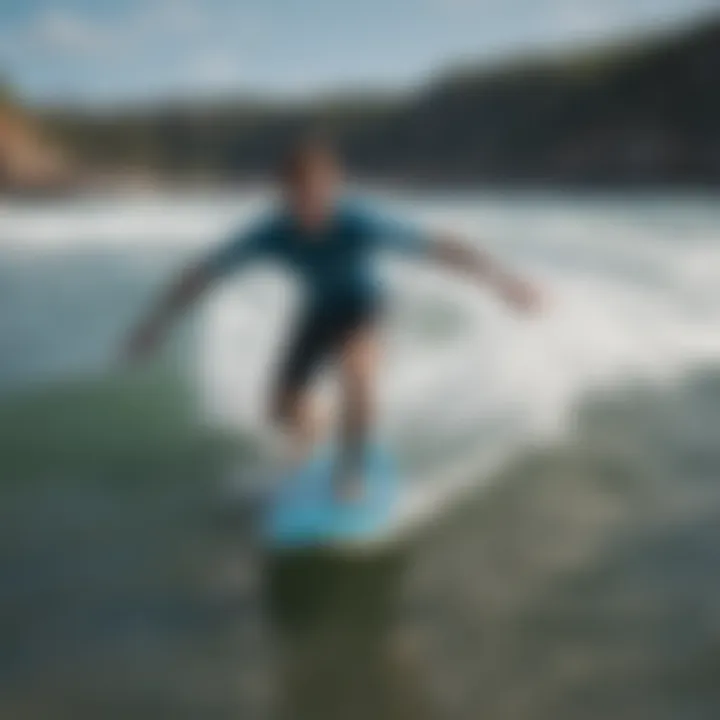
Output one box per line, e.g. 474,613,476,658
276,298,381,394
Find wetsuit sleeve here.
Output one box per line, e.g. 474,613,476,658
201,217,275,280
360,206,433,257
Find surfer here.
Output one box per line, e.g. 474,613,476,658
125,138,541,500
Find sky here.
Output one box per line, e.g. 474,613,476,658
0,0,717,106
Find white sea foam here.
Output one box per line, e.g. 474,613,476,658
3,191,720,511
197,194,720,466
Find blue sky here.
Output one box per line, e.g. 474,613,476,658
0,0,716,106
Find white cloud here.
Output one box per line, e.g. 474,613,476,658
149,0,209,33
0,1,254,103
4,0,220,60
186,51,244,92
547,0,623,39
34,9,109,55
0,8,110,60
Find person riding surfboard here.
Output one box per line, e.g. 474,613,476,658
125,138,541,500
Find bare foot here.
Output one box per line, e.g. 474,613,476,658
334,468,365,503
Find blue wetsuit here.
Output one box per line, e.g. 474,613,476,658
205,198,430,390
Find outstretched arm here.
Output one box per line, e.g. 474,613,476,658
365,206,541,313
124,262,213,363
124,219,270,363
428,233,542,313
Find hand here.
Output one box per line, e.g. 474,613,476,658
499,276,543,314
123,320,162,365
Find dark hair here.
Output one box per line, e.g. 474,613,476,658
280,135,341,181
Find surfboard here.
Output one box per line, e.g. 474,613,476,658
263,444,400,551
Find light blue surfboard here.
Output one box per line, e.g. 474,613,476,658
263,444,400,550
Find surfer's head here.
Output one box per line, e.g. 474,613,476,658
280,136,344,230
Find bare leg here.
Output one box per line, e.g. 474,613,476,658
271,387,328,466
336,326,379,499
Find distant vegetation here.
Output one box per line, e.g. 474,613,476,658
9,17,720,189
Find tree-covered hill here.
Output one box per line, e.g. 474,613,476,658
42,17,720,187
